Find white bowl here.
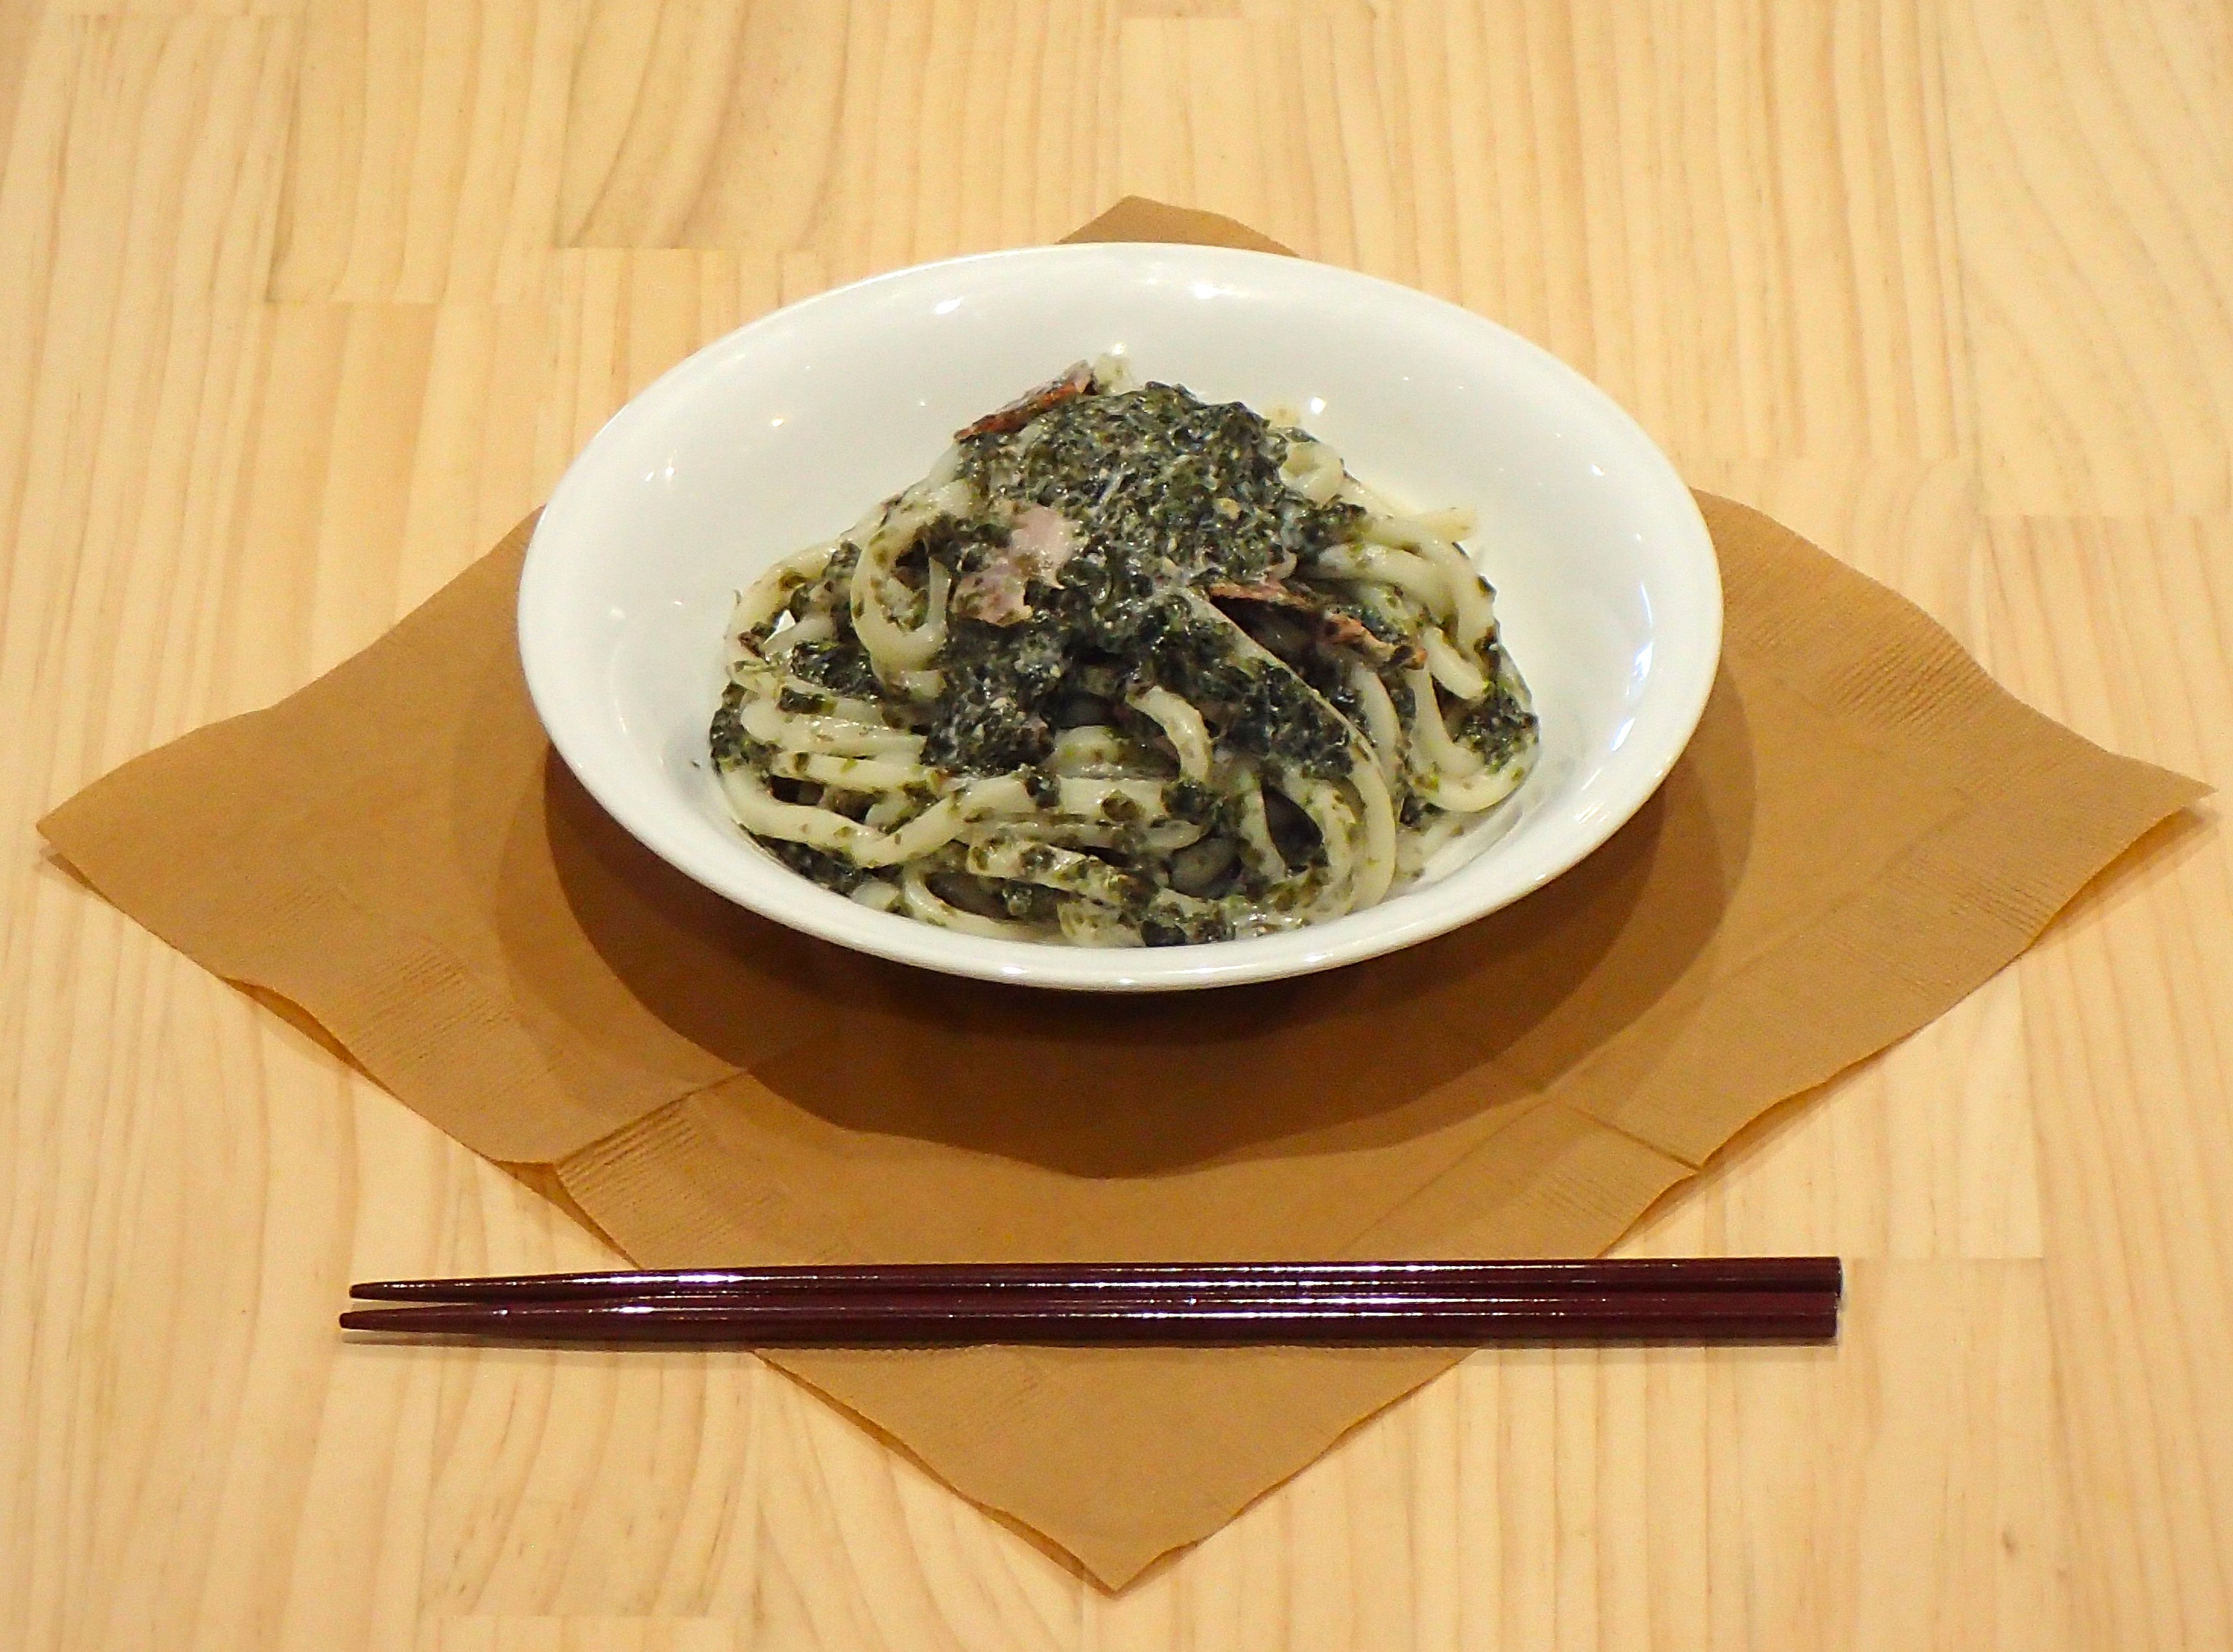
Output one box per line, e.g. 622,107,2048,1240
519,244,1720,991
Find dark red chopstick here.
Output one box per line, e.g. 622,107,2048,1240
349,1255,1843,1303
339,1287,1838,1346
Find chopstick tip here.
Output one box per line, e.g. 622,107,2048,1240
349,1281,442,1301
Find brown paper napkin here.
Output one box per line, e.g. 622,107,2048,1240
39,201,2204,1588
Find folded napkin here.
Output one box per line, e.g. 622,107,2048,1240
39,201,2203,1588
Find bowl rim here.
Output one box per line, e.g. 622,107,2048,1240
520,241,1723,992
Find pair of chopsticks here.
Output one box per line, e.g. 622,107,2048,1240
341,1257,1841,1346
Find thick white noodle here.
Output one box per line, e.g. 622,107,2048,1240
1058,902,1146,947
1125,686,1213,782
1345,660,1405,785
1421,627,1489,699
1395,808,1469,879
720,768,1033,867
923,558,951,636
1420,758,1528,813
1310,543,1452,616
763,751,928,792
850,538,948,674
1344,754,1399,908
762,611,834,656
769,680,888,725
1402,665,1486,779
1284,777,1359,916
996,816,1206,853
733,546,836,633
1051,726,1163,777
872,777,1036,864
1340,481,1475,554
718,767,869,856
737,696,923,758
849,880,903,912
1278,438,1345,504
967,837,1143,909
1364,516,1494,648
847,478,972,678
863,794,914,831
1052,776,1168,819
1405,505,1477,542
900,862,1038,939
1419,535,1496,650
1229,769,1287,881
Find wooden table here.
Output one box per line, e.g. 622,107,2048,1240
4,3,2227,1647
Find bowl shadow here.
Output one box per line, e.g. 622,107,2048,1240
532,667,1756,1177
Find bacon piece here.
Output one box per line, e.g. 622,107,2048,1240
949,506,1082,627
955,362,1097,441
952,563,1033,626
1205,579,1293,605
1205,579,1426,669
1006,503,1079,580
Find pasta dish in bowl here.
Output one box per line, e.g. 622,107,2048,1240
517,243,1721,990
712,360,1539,947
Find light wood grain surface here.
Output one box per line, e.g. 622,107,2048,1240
3,2,2227,1647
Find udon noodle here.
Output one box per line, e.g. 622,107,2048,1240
710,359,1537,947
